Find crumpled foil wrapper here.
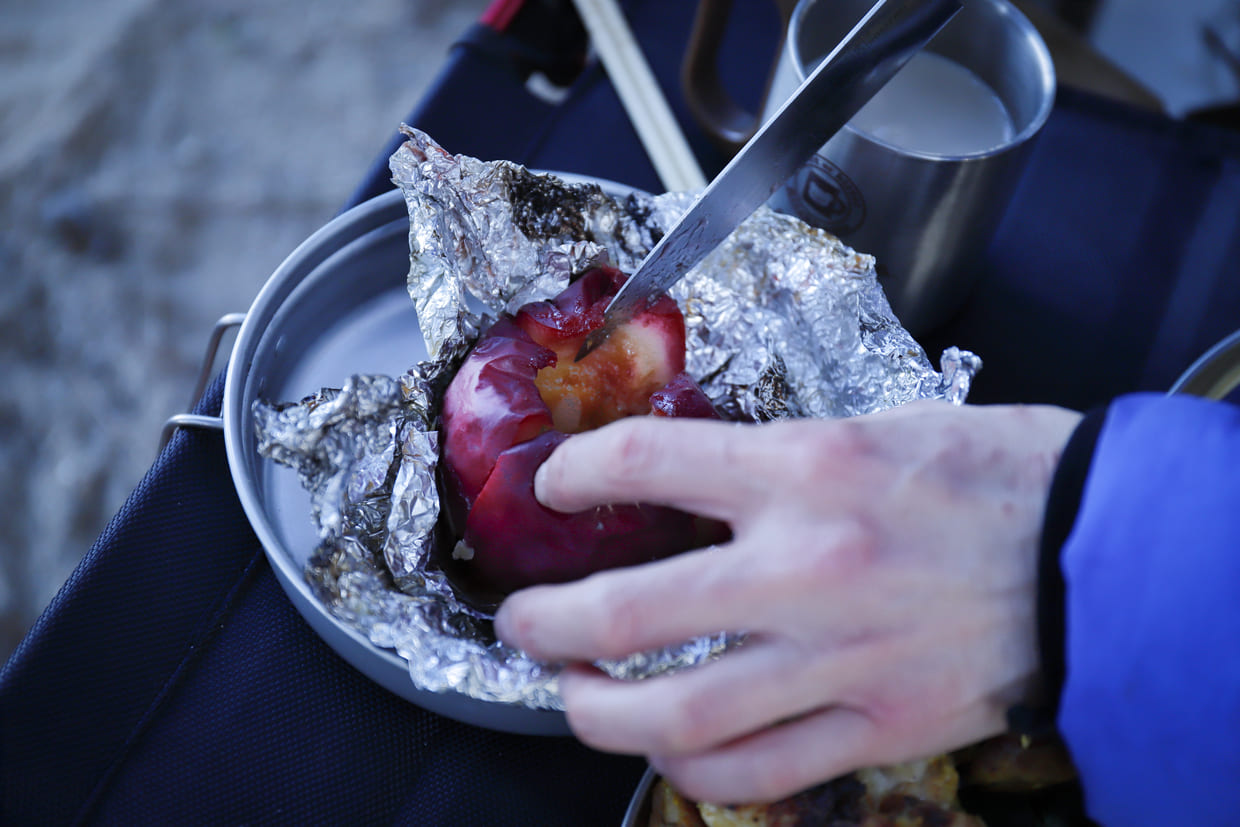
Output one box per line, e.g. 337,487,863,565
253,126,981,712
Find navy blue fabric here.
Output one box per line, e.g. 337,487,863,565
0,379,267,824
6,0,1240,823
922,89,1240,410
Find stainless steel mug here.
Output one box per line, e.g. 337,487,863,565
684,0,1055,333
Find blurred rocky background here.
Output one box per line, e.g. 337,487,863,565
0,0,488,661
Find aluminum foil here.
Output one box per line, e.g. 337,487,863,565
253,126,981,712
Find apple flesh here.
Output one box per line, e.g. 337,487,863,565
440,265,720,600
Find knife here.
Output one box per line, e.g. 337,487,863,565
577,0,963,360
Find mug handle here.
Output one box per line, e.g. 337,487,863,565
681,0,799,155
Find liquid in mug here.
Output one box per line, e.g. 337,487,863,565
842,51,1013,156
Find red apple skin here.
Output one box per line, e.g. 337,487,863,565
651,371,720,419
462,431,702,594
439,317,555,530
439,265,721,599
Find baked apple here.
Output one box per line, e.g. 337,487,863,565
440,265,722,601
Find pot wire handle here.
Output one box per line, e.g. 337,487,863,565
159,312,246,449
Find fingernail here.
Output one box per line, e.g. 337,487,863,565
492,602,516,644
533,462,549,505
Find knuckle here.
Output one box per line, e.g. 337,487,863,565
657,761,717,804
588,580,649,657
792,519,880,588
600,419,665,487
831,520,881,576
747,757,816,803
813,418,874,465
655,690,723,754
929,419,975,464
773,419,874,489
561,695,605,746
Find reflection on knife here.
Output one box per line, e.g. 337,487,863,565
575,0,963,362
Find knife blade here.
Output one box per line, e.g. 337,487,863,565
577,0,963,360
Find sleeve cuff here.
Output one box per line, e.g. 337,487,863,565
1006,405,1107,738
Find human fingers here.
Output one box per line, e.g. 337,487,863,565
650,704,877,805
533,416,769,520
495,542,760,661
554,637,875,758
496,512,878,662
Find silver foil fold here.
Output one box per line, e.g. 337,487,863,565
253,126,980,712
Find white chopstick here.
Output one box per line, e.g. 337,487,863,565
570,0,708,193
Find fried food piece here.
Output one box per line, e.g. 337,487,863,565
695,771,870,826
652,755,985,827
855,756,964,805
953,734,1078,792
648,779,708,827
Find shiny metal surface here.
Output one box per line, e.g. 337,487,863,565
766,0,1056,333
221,188,574,734
582,0,962,358
621,767,657,826
1170,328,1240,399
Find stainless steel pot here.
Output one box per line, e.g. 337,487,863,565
621,767,658,826
1169,328,1240,399
167,177,642,735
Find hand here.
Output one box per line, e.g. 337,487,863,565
494,400,1082,804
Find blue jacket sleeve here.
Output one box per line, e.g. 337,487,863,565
1053,393,1240,826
